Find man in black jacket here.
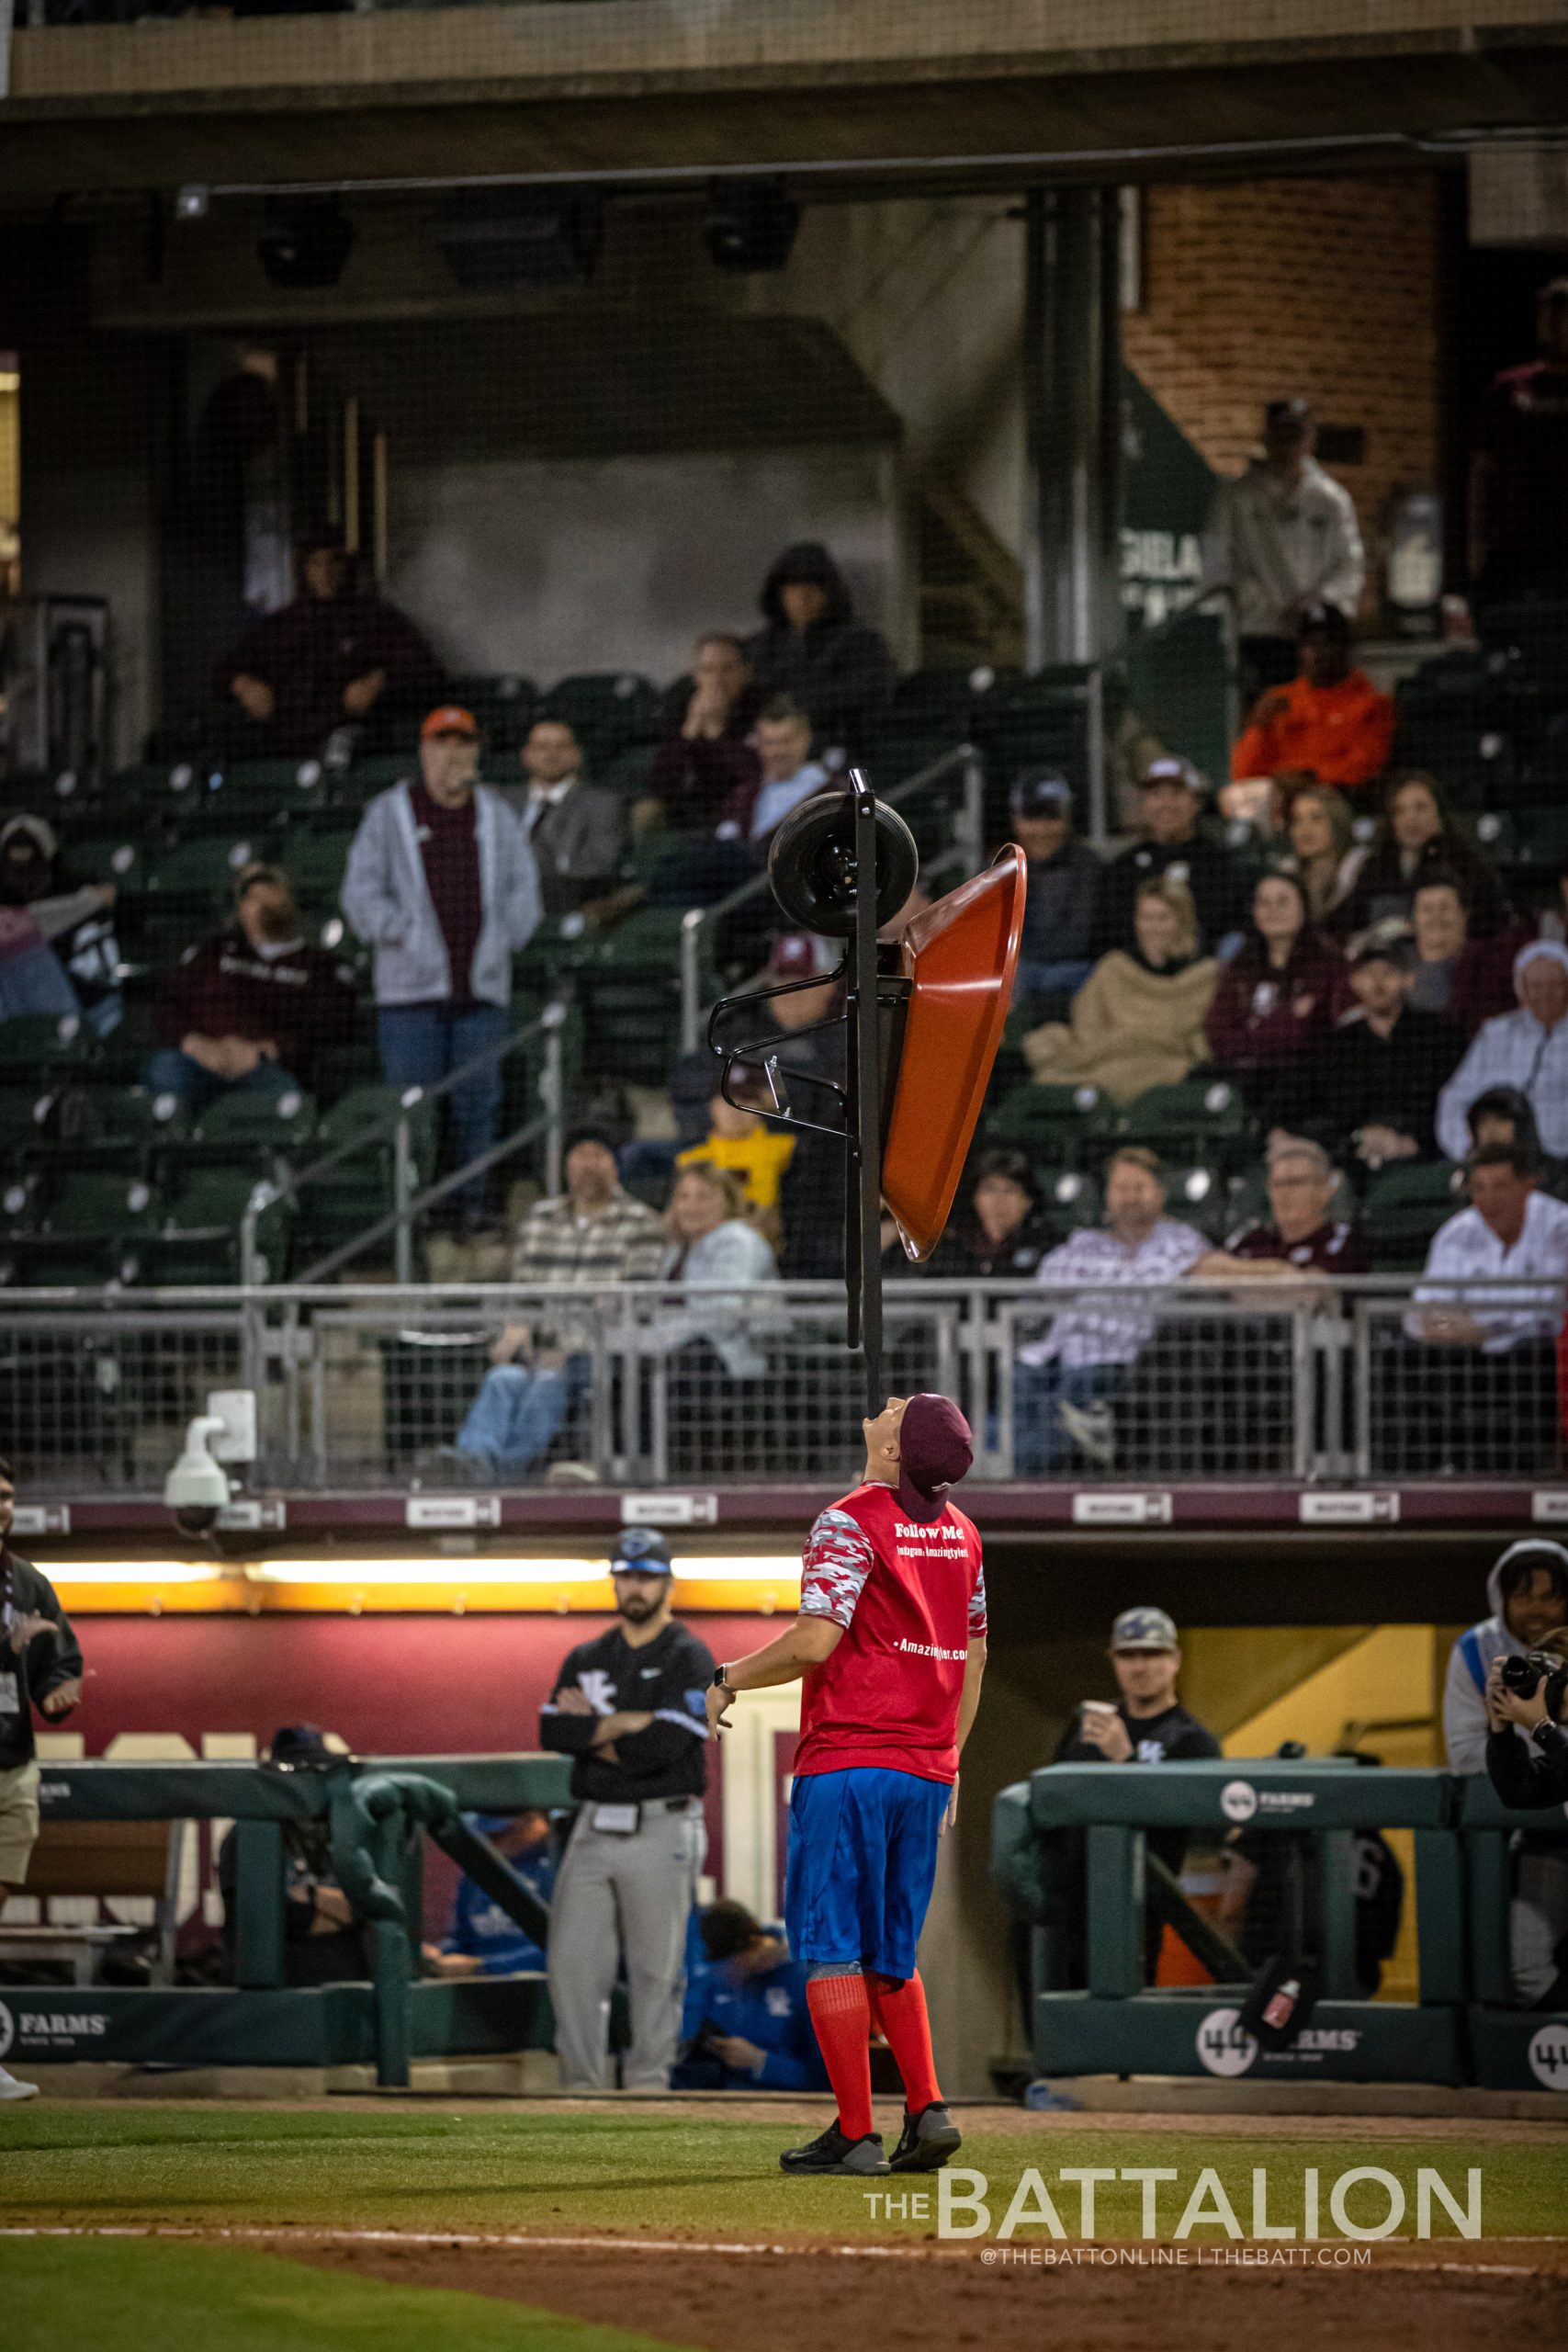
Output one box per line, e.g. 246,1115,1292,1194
1319,936,1465,1170
0,1457,85,2102
1094,755,1244,956
1483,1642,1568,2009
749,541,897,757
540,1528,715,2090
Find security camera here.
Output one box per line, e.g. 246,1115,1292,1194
164,1415,232,1537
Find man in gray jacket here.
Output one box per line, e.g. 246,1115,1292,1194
342,704,541,1225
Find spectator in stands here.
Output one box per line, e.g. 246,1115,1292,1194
1204,396,1366,696
1407,876,1518,1037
148,861,355,1116
647,697,831,929
648,634,763,833
1438,941,1568,1164
1010,770,1102,1016
1341,772,1510,940
1467,1085,1568,1203
1204,869,1347,1130
1383,1140,1568,1474
1470,276,1568,603
0,815,120,1035
1024,876,1217,1103
342,705,541,1226
1280,785,1365,931
503,718,624,915
1445,1538,1568,1773
636,1161,781,1382
673,1900,827,2092
423,1808,554,1977
1318,934,1465,1170
216,1726,365,1987
1230,604,1395,796
676,1069,795,1238
928,1149,1060,1279
442,1127,664,1482
740,935,848,1281
749,542,897,756
217,528,444,760
1014,1148,1208,1473
1200,1136,1370,1279
1094,754,1243,956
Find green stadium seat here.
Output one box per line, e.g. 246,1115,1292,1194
0,1166,163,1288
1480,600,1568,678
985,1080,1113,1168
341,755,415,796
0,1012,96,1079
596,743,658,799
1043,1166,1101,1230
288,1082,438,1266
1459,808,1520,865
143,1168,293,1284
277,824,356,905
1161,1161,1231,1241
1116,1078,1253,1168
67,831,151,892
187,1086,316,1169
65,1082,190,1170
447,674,536,752
539,673,661,759
1514,806,1568,872
578,905,688,1085
141,832,272,899
1359,1159,1462,1273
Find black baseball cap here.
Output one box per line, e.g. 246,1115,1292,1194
1265,397,1314,433
1010,769,1073,819
611,1527,673,1577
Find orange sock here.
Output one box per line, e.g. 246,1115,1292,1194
805,1973,875,2141
869,1971,941,2113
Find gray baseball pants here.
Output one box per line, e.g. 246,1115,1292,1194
547,1798,706,2091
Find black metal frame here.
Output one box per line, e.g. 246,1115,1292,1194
705,771,905,1414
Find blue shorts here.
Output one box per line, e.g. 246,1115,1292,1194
784,1765,949,1981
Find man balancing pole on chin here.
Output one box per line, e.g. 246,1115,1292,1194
705,1394,987,2177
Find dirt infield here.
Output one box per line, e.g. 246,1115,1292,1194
294,2234,1566,2351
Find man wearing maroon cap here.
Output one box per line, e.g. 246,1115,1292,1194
342,705,540,1224
706,1393,987,2177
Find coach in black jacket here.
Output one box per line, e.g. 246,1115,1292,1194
540,1527,715,2092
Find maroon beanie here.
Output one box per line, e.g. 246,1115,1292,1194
897,1393,974,1522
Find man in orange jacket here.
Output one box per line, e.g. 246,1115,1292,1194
1230,603,1394,796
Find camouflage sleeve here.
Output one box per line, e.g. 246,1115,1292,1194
968,1558,988,1642
799,1507,876,1629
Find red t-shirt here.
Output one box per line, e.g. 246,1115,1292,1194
792,1481,987,1786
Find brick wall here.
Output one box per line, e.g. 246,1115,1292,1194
1122,172,1445,612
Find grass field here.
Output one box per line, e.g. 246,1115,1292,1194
4,2102,1567,2352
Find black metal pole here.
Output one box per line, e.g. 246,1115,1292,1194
850,772,884,1418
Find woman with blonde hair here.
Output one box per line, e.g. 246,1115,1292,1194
1281,784,1366,931
1023,876,1218,1103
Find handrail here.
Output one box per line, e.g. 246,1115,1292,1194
242,999,568,1285
677,742,987,1053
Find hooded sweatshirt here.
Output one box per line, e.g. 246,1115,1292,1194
1442,1540,1568,1772
748,543,897,752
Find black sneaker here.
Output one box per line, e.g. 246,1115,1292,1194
889,2101,962,2172
779,2123,890,2177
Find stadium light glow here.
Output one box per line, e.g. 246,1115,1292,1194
244,1556,802,1586
46,1562,229,1585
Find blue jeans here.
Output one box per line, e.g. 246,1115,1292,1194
145,1046,299,1119
0,941,79,1022
457,1352,592,1475
376,1002,509,1214
1013,1359,1124,1475
1013,956,1093,1009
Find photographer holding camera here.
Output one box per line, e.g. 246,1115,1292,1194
1481,1611,1568,2010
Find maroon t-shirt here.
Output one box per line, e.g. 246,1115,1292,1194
1229,1221,1371,1274
411,784,481,1007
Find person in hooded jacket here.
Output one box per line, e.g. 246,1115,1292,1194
748,542,897,757
0,813,121,1034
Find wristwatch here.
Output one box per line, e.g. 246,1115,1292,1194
711,1664,732,1691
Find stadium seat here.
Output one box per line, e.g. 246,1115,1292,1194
141,832,271,899
447,674,536,752
277,823,357,906
985,1080,1113,1168
1161,1161,1231,1240
0,1012,96,1080
596,743,658,799
143,1168,294,1284
578,905,690,1085
1043,1166,1101,1230
341,755,415,796
538,673,661,760
53,1082,189,1170
1359,1160,1462,1272
1116,1079,1254,1169
187,1087,316,1170
66,831,152,893
0,1167,164,1287
288,1083,439,1267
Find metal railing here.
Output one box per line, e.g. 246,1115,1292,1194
4,1273,1564,1497
241,1000,569,1287
677,743,987,1053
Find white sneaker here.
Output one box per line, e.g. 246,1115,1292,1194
0,2064,39,2101
1058,1397,1116,1467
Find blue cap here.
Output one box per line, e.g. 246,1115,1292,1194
611,1526,674,1576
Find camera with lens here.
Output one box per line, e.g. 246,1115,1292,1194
1500,1651,1568,1723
